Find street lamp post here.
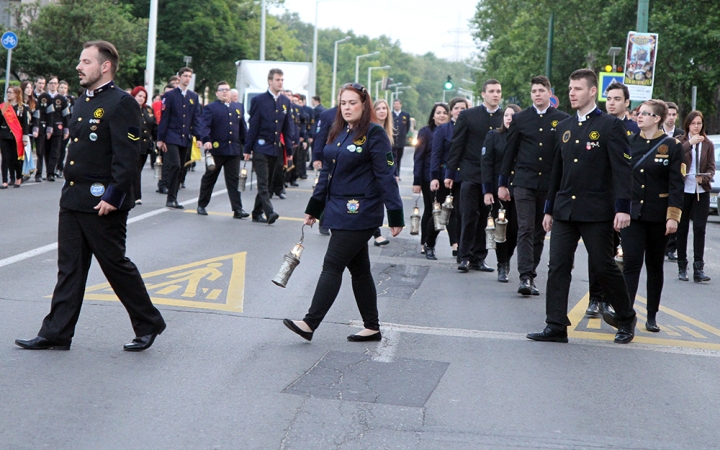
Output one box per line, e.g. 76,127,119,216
367,65,390,99
355,51,379,83
144,0,159,95
331,36,351,107
386,82,402,103
260,0,266,60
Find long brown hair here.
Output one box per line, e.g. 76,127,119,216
498,104,521,134
683,110,706,138
372,99,394,147
2,86,23,114
327,83,376,144
20,81,35,110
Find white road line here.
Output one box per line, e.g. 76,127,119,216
372,328,399,363
0,185,239,269
349,320,720,359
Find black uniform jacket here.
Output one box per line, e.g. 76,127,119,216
431,120,458,182
157,87,202,148
312,106,337,163
199,100,246,157
628,132,684,223
244,91,294,157
306,123,404,230
446,105,503,184
392,110,411,148
303,104,315,139
499,106,569,191
140,104,157,153
413,126,434,185
61,81,141,212
37,92,70,136
481,130,512,196
543,107,632,222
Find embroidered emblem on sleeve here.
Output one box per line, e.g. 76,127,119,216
385,152,395,166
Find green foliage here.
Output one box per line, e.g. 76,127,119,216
7,0,148,91
472,0,720,120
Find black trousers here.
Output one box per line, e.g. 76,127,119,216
421,182,460,249
303,228,379,331
588,231,621,301
135,152,150,201
39,209,166,345
163,144,188,203
252,152,276,217
0,139,22,183
37,134,61,179
449,181,462,246
513,186,548,279
392,146,404,177
545,220,635,330
272,151,286,195
621,220,668,314
491,197,518,265
198,154,243,211
459,181,488,263
677,192,710,264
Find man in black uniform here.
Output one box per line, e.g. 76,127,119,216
298,94,314,180
446,79,503,272
527,69,637,344
55,80,74,178
15,41,166,351
392,99,411,178
196,81,249,219
499,75,568,295
36,76,69,182
244,68,294,224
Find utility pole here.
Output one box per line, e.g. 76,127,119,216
631,0,649,109
144,0,158,96
260,0,266,60
545,12,554,81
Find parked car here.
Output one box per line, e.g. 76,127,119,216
708,134,720,215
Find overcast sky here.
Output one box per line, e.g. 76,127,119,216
269,0,480,61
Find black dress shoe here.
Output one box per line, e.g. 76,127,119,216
457,260,470,272
599,302,615,315
347,331,382,342
645,318,660,332
267,212,280,225
290,182,299,187
424,246,437,260
156,187,169,194
47,176,55,182
471,260,495,272
123,332,161,351
518,277,532,296
497,263,509,283
180,183,186,189
252,214,267,223
614,316,637,344
666,251,677,261
530,279,540,295
373,238,389,246
197,206,208,215
526,327,568,343
165,201,184,209
585,299,601,317
319,227,330,235
15,336,70,350
602,311,618,329
277,193,287,199
233,210,250,219
283,319,313,341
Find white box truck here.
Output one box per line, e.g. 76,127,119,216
234,60,314,123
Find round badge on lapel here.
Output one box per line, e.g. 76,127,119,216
347,144,357,152
89,133,98,141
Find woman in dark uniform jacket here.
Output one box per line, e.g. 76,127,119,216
676,110,715,283
412,103,449,259
284,83,404,342
131,86,157,205
0,86,30,188
481,104,521,282
621,99,684,332
430,97,469,259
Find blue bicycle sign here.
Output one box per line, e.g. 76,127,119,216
2,31,18,50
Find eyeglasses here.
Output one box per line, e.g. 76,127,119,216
342,83,367,96
217,88,230,92
638,111,657,117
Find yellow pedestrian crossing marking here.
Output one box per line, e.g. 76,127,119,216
82,252,246,312
568,292,720,350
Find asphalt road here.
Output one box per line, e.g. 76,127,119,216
1,151,719,449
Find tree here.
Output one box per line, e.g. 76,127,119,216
6,0,148,91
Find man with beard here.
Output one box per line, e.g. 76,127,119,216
15,41,166,352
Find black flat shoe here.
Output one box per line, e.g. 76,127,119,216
283,319,313,341
347,331,382,342
424,246,437,260
165,201,184,209
197,206,208,215
15,336,71,350
374,238,390,246
267,212,280,225
123,333,160,352
233,210,250,219
645,319,660,333
526,327,568,343
252,215,268,223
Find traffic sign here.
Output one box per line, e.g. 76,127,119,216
597,72,624,102
2,31,18,50
549,95,559,108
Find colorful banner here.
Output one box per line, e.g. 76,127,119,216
623,31,659,101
